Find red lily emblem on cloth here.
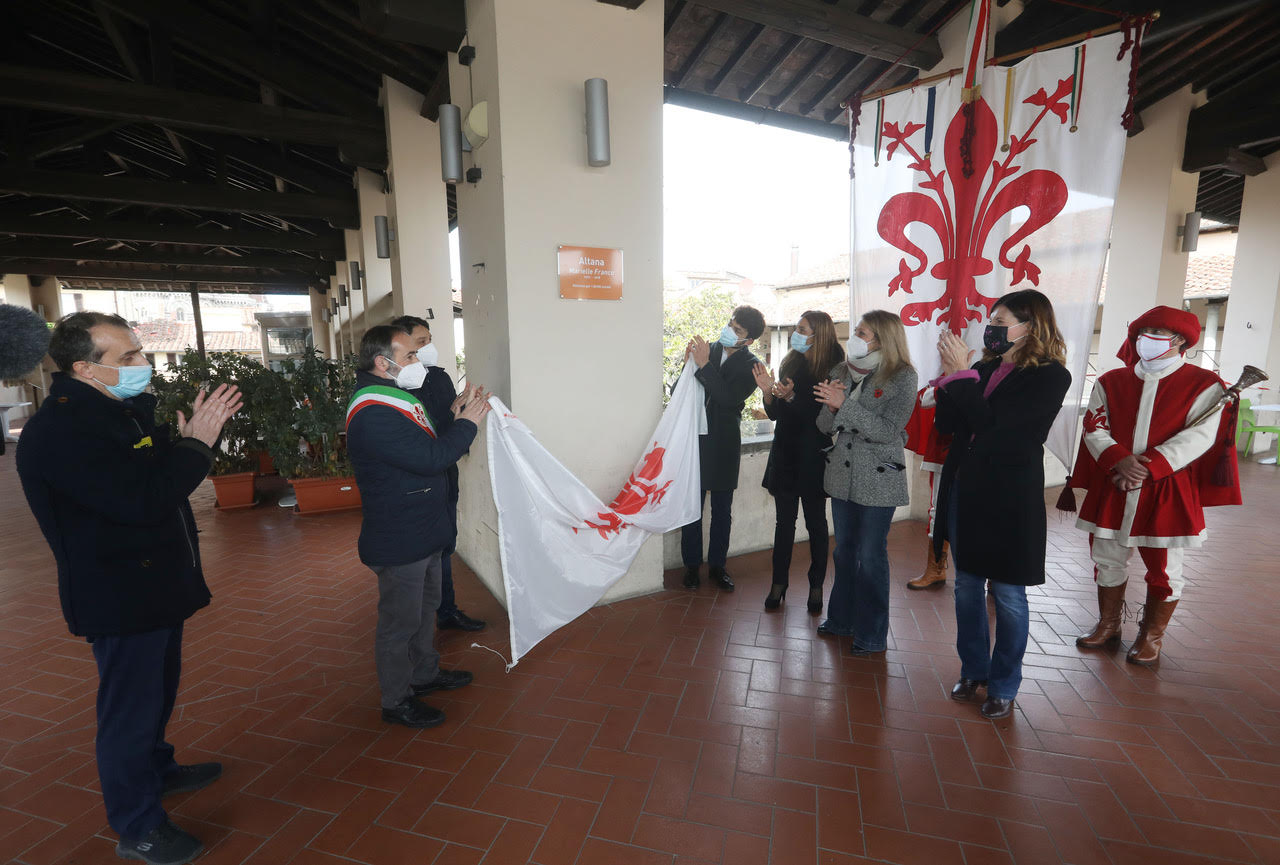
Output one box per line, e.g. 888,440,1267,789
575,443,674,539
1083,405,1110,433
877,77,1073,333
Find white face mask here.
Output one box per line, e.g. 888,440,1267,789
847,336,870,359
417,343,439,368
382,357,427,390
1136,334,1176,362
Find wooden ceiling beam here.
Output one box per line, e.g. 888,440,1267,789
707,23,767,93
0,214,344,254
674,13,731,88
0,64,386,168
739,35,804,103
693,0,942,69
771,44,834,110
0,258,317,287
0,168,359,228
0,239,332,273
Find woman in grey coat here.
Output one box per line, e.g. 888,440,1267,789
814,310,918,654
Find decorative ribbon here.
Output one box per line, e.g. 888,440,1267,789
1000,67,1015,152
1118,15,1154,130
924,87,936,159
1070,44,1086,132
346,385,437,438
962,0,991,103
848,98,862,179
873,99,884,166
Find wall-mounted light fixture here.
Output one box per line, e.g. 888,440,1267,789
585,78,611,167
463,102,489,150
349,261,363,294
1177,210,1201,253
439,104,465,183
374,215,395,259
330,296,339,315
322,308,332,324
338,284,348,307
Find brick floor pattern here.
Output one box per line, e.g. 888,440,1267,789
3,450,1280,865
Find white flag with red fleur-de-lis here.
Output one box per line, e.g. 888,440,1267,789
850,27,1135,466
485,361,704,667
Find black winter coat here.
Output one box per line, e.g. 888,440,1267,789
693,343,759,491
408,365,462,508
761,359,838,497
16,374,214,637
934,358,1071,586
346,371,477,565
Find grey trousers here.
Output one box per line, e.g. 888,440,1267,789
371,552,443,709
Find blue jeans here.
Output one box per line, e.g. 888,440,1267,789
947,492,1029,701
825,498,894,651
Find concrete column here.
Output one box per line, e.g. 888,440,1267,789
1201,299,1222,370
2,274,61,415
1098,87,1201,372
341,228,364,347
450,0,664,604
309,287,333,357
356,168,394,328
1219,153,1280,452
384,75,457,379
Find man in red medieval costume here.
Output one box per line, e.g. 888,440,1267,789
904,387,952,589
1070,305,1241,666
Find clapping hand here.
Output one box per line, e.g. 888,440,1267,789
937,331,975,376
752,362,774,394
453,384,493,425
813,378,847,411
177,383,243,448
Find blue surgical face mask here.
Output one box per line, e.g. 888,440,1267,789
790,331,812,353
718,325,743,348
93,361,153,399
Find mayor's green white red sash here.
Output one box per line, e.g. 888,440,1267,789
346,385,436,438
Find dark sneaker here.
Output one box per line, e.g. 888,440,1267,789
437,610,487,632
115,819,203,864
381,698,446,728
162,762,223,797
412,669,474,696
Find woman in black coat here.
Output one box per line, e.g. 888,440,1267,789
752,311,845,613
933,289,1071,721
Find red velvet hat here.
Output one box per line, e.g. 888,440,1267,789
1116,305,1201,365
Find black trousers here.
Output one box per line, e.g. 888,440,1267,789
771,492,829,586
681,489,734,569
437,493,460,619
90,624,183,841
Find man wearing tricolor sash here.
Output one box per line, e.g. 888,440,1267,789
346,324,491,728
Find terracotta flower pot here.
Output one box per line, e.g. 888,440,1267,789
211,471,256,510
254,450,276,476
291,475,362,514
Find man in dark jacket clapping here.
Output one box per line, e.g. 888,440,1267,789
345,324,490,728
17,312,242,865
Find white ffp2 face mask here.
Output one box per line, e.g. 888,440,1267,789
382,357,427,390
417,343,440,368
847,336,869,359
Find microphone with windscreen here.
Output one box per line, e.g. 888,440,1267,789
0,304,51,380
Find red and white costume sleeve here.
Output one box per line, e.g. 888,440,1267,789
1073,357,1229,548
905,387,951,537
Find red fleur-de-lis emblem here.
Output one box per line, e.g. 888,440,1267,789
1083,405,1110,433
876,77,1074,334
573,443,673,539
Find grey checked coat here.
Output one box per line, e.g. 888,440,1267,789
815,361,918,507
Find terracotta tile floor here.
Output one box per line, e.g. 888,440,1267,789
4,446,1280,865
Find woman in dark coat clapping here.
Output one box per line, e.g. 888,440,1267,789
752,311,845,613
933,288,1071,721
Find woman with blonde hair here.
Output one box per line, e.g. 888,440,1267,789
752,311,845,612
933,288,1070,720
813,310,917,654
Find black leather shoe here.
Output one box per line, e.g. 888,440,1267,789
412,669,474,696
682,566,700,589
849,643,885,656
764,584,786,611
382,697,446,728
116,819,203,865
950,678,987,702
161,762,222,797
981,697,1015,719
816,622,835,636
708,567,735,592
437,609,487,632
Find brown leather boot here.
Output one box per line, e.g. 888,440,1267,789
1076,583,1127,649
1127,594,1178,666
907,538,948,590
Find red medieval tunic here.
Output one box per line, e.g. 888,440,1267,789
1071,357,1239,548
906,387,951,472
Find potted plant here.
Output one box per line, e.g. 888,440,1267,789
152,349,263,509
259,350,362,514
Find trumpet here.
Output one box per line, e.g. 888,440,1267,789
1188,364,1270,427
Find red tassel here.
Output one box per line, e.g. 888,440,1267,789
1056,475,1077,512
1212,400,1240,487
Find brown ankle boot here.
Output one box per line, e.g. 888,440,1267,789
1076,583,1127,649
907,538,948,590
1127,594,1178,666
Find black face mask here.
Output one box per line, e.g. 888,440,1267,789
983,323,1022,356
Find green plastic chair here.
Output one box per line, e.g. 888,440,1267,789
1238,398,1280,455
